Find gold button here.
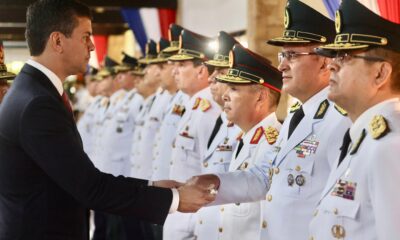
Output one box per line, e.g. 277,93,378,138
331,224,346,238
203,162,208,168
262,220,267,229
199,220,203,224
333,208,338,215
274,167,280,174
295,165,301,171
267,194,272,202
220,207,224,212
313,210,318,217
219,227,223,233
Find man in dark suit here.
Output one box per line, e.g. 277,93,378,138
0,0,216,239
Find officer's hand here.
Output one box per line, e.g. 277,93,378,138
153,180,184,189
186,174,221,192
177,180,217,213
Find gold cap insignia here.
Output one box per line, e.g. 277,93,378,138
335,11,342,34
264,126,279,145
229,50,234,68
369,115,390,139
284,9,290,29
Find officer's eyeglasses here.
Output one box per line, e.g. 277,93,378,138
332,52,386,66
278,51,317,63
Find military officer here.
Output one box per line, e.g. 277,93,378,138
151,24,190,181
130,39,173,181
163,29,221,240
189,1,351,239
209,43,281,240
309,1,400,239
194,31,242,240
0,43,16,104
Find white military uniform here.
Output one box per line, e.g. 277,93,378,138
194,112,241,240
129,93,156,178
77,95,102,156
163,87,221,240
91,89,128,175
260,87,351,240
151,90,189,181
218,112,281,240
130,89,172,180
309,98,400,240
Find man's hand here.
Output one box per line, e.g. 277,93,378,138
177,174,221,213
186,174,221,191
153,180,184,189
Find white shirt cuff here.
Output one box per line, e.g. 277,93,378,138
169,188,179,213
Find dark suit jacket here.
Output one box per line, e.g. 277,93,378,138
0,64,172,240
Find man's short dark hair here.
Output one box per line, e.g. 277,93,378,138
26,0,92,56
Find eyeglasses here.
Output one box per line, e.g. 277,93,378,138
333,52,386,65
278,51,317,63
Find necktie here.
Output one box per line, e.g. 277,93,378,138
235,139,244,158
61,91,72,113
337,129,351,167
207,116,223,148
288,106,304,139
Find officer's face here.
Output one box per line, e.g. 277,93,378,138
223,84,259,127
208,68,229,107
327,50,379,115
175,60,202,95
60,17,95,76
144,64,161,87
116,71,135,91
278,45,327,102
160,62,175,90
96,76,113,97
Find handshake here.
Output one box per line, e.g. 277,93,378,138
153,174,220,213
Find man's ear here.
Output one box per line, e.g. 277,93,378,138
49,32,63,53
374,61,392,89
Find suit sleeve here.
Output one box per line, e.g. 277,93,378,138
19,96,172,224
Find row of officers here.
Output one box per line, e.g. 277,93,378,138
78,0,400,239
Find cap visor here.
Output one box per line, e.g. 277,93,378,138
205,60,230,68
162,46,180,53
216,74,252,84
267,37,311,46
168,54,195,61
146,57,169,64
315,43,370,57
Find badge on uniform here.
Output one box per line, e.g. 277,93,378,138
179,126,194,139
264,126,279,145
294,135,319,158
192,97,201,110
250,126,264,144
200,99,211,112
172,104,185,116
331,179,357,200
216,137,233,151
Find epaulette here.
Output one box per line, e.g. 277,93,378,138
250,126,264,144
200,99,211,112
290,102,301,113
368,115,390,140
350,129,366,155
334,104,348,116
314,99,330,119
264,126,279,145
192,97,201,110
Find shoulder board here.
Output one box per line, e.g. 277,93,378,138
314,99,330,119
290,102,301,113
264,126,279,145
334,104,348,116
250,126,264,144
200,99,211,112
192,97,201,110
236,131,244,141
368,115,390,140
172,104,186,116
350,129,366,155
